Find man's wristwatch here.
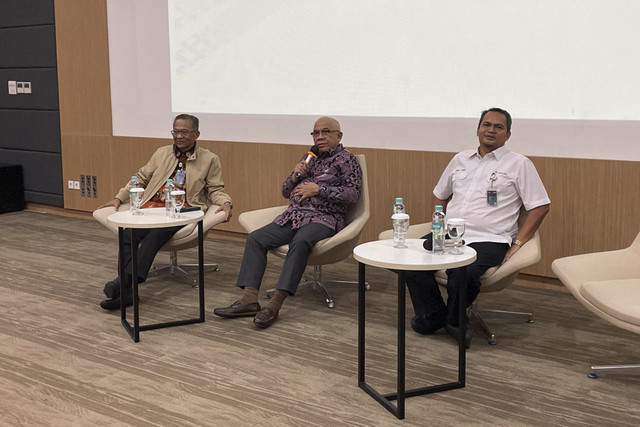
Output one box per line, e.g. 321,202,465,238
514,239,523,247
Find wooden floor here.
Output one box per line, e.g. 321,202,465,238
1,210,639,426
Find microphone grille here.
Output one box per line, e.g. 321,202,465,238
310,145,320,156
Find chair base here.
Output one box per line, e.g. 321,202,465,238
264,265,370,309
588,364,640,378
151,251,218,287
469,302,534,345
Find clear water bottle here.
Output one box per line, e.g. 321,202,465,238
392,197,409,248
392,213,410,248
129,176,144,215
432,205,446,254
393,197,405,214
164,178,175,218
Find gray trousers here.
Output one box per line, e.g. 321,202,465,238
236,221,335,295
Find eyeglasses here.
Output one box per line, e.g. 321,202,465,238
310,129,340,137
171,129,196,137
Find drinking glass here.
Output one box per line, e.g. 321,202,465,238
171,190,186,218
446,218,465,255
130,188,144,215
392,213,410,248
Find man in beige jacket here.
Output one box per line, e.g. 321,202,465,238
98,114,232,310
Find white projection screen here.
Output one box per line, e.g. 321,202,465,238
107,0,640,161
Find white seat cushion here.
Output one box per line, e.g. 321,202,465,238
580,279,640,327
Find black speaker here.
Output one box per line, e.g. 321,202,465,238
0,163,25,214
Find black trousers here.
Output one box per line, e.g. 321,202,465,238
405,240,508,326
119,226,182,286
236,221,335,295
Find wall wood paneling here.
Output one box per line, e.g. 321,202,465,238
53,0,640,280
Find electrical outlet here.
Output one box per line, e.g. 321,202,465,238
80,175,85,196
16,82,24,94
23,82,31,94
67,180,74,189
73,181,80,189
92,175,97,198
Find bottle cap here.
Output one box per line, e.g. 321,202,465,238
395,197,403,204
167,178,173,183
131,176,137,180
435,205,443,211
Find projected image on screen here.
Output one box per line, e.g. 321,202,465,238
107,0,640,160
169,0,640,121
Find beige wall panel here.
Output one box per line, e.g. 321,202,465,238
533,156,640,277
54,0,112,136
61,135,112,211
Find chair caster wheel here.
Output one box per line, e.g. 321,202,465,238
264,293,272,299
488,339,497,345
526,319,534,323
587,373,598,379
327,301,335,309
365,283,371,291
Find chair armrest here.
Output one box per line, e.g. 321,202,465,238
93,203,131,235
238,206,288,233
172,205,228,240
378,222,432,240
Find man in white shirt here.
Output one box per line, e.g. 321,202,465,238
408,108,550,347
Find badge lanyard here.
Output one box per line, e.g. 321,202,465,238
487,171,498,206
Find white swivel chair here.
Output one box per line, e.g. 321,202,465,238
93,203,227,286
237,154,370,308
552,232,640,378
379,214,542,345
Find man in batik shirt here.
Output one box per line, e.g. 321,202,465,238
214,116,362,329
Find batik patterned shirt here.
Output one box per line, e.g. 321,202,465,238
274,144,362,232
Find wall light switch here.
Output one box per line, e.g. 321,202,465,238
73,181,80,190
24,82,31,94
8,80,17,95
67,180,74,189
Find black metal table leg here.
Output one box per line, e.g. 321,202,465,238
120,220,205,342
198,220,205,321
358,265,467,420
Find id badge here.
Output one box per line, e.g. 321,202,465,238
487,190,498,206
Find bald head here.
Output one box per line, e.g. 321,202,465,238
315,116,341,131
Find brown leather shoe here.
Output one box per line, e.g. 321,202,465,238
253,307,279,328
213,300,261,318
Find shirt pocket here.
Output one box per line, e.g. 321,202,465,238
451,171,468,192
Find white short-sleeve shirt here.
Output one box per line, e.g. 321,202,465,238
433,146,550,245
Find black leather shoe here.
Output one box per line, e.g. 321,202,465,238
100,292,134,311
103,278,121,299
446,324,473,349
410,310,447,335
213,301,261,318
253,307,279,329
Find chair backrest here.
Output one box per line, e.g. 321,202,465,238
345,154,370,227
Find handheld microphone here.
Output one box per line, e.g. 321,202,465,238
295,145,320,178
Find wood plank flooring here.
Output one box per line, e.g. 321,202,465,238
1,210,639,426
